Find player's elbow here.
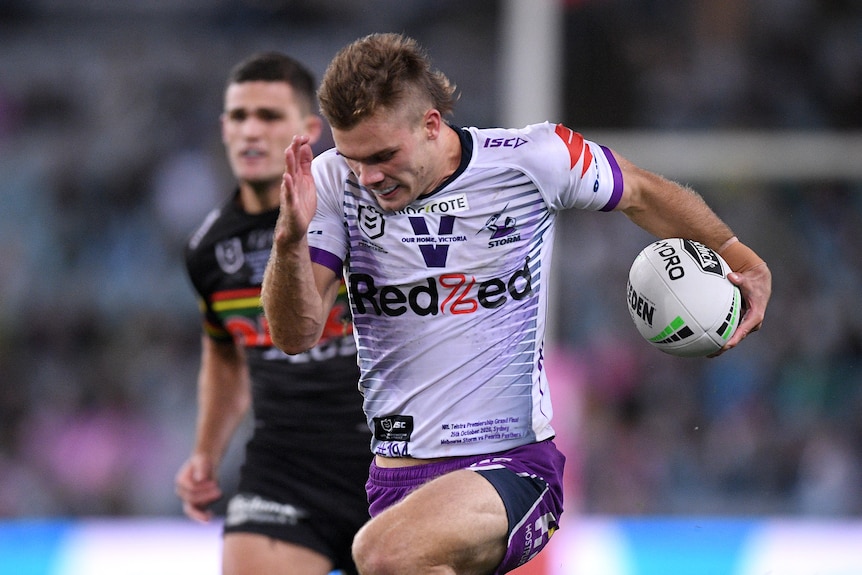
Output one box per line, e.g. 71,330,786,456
261,295,314,355
268,325,319,355
277,341,316,355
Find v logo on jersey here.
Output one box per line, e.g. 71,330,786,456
409,215,455,268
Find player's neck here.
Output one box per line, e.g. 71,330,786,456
428,124,462,192
238,182,280,214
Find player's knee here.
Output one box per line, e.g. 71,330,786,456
352,523,386,575
352,520,404,575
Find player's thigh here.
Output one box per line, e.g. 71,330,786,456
223,532,334,575
356,468,509,572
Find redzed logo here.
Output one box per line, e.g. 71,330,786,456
349,258,533,317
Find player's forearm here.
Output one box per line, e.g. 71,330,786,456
193,395,246,464
617,157,735,251
621,168,769,277
261,235,326,354
193,344,251,462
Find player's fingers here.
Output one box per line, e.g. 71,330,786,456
727,311,761,350
178,492,221,521
284,135,309,176
286,140,297,172
183,501,214,523
176,470,220,498
298,135,314,169
732,268,770,333
185,481,221,499
175,466,203,496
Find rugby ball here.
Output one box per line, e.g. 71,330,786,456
627,238,741,357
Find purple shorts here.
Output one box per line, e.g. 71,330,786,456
366,439,565,574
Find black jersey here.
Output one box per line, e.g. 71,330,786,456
185,191,368,455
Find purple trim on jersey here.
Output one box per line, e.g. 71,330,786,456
599,145,624,212
309,246,343,274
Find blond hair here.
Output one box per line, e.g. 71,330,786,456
318,33,457,130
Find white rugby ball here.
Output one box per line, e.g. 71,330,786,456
627,238,741,357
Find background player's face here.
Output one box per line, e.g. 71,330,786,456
222,81,310,191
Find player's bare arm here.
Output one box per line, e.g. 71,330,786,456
195,338,251,462
262,136,340,354
176,337,250,521
613,151,771,352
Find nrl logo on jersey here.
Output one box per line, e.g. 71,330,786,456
359,203,385,240
215,237,244,274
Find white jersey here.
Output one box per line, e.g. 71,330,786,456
308,121,623,458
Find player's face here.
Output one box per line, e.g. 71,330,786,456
333,106,444,212
222,81,311,191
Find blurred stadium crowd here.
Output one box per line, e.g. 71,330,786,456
0,0,860,518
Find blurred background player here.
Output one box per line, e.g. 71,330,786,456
174,51,370,575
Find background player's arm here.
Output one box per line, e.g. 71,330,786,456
612,150,771,352
175,336,250,522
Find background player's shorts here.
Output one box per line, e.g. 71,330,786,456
224,428,372,575
365,439,565,575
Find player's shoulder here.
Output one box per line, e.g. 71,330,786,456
312,147,355,203
312,147,350,177
187,205,226,253
469,122,566,160
186,191,274,253
467,122,571,180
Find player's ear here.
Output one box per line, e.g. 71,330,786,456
220,112,230,144
424,108,443,139
304,114,324,146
